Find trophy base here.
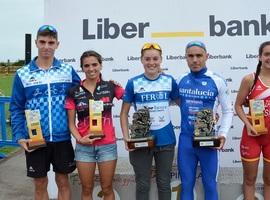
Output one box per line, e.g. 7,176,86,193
27,139,46,150
247,114,268,135
257,131,268,135
252,124,268,136
193,136,220,147
249,129,268,136
127,137,154,150
89,133,105,139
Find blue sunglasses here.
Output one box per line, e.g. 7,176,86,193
38,25,57,33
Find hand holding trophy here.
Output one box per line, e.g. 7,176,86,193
25,109,46,150
193,109,221,147
127,107,154,149
247,99,268,136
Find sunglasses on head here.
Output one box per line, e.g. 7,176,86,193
141,43,162,51
38,25,57,33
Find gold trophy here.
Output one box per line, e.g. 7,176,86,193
89,99,105,138
193,109,220,147
247,99,268,135
25,110,46,150
127,107,154,150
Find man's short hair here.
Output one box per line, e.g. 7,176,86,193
37,25,58,40
186,41,206,52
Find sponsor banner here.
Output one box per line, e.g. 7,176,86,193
45,0,270,167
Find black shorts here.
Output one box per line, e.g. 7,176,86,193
25,140,76,178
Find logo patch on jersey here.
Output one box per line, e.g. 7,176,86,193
140,92,169,102
202,81,207,86
25,76,42,86
159,116,165,122
139,87,145,92
51,75,71,83
256,85,263,90
74,88,86,98
77,101,88,110
29,76,37,82
100,84,108,89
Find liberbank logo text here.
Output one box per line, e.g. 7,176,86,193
83,15,270,40
83,18,149,39
210,14,270,36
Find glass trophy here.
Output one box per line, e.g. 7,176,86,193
127,107,154,149
25,110,46,150
247,99,268,135
89,99,105,139
192,109,220,147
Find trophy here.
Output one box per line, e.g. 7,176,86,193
192,109,220,147
25,110,46,150
247,99,268,135
127,107,154,149
89,99,105,139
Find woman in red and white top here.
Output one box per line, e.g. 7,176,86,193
235,41,270,200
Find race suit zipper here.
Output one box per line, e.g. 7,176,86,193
46,70,53,141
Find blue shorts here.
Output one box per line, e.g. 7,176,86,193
75,143,117,163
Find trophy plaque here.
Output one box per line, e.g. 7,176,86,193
127,107,154,150
192,109,220,147
89,99,105,139
247,99,268,135
25,110,46,150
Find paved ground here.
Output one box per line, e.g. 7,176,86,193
0,149,33,200
0,149,265,200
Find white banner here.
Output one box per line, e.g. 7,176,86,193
44,0,270,168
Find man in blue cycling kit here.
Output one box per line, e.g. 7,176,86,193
10,25,80,200
177,41,233,200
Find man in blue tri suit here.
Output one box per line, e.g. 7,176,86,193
177,41,233,200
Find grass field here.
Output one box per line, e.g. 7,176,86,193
0,73,14,96
0,73,15,144
0,145,18,156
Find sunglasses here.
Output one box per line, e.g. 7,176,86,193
141,43,162,52
38,25,57,33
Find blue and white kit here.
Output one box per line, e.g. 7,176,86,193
177,67,233,200
10,57,80,142
123,73,179,146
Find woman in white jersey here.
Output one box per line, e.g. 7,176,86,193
120,43,179,200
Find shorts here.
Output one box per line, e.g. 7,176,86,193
240,126,270,162
25,140,76,178
75,143,117,163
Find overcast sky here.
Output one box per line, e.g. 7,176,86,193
0,0,44,62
